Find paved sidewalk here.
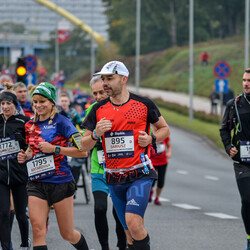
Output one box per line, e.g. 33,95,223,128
128,85,222,114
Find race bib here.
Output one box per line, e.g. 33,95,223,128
97,149,105,165
27,153,55,181
105,130,134,159
240,141,250,162
156,142,166,154
0,135,20,161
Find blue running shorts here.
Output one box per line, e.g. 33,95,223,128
109,177,154,230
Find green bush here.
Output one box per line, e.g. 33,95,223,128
153,98,221,124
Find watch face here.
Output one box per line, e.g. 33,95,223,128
55,146,60,154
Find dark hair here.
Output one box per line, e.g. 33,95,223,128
0,91,18,107
245,68,250,73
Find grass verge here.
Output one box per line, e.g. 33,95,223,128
159,107,224,150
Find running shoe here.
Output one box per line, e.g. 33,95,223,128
19,238,31,250
154,197,161,206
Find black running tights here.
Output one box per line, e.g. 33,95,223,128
236,176,250,235
0,182,28,250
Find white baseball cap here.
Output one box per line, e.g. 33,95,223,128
93,61,129,77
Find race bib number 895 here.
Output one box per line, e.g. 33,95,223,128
105,130,134,159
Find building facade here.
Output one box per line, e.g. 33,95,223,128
0,0,108,59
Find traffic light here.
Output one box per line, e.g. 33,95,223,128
16,57,26,83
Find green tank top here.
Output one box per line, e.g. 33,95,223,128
83,102,104,174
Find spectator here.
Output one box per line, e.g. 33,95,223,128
73,83,81,98
209,87,219,114
13,82,34,118
58,70,66,88
223,87,234,106
200,51,210,66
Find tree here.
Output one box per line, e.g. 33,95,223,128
0,22,25,34
102,0,245,56
44,27,91,79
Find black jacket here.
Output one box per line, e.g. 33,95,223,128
0,113,29,186
220,94,250,164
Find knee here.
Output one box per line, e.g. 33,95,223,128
242,196,250,207
241,191,250,205
31,221,45,238
126,215,142,235
94,204,107,215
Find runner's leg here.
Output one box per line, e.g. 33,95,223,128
93,191,109,250
0,183,11,250
54,195,88,250
11,184,29,247
28,196,50,247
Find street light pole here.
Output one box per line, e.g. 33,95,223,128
189,0,194,123
90,2,95,76
245,0,249,69
55,19,59,74
135,0,141,94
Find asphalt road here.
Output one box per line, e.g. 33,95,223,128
11,126,245,250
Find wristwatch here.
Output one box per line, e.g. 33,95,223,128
55,146,61,155
151,133,156,144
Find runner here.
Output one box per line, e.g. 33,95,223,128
149,125,171,206
0,88,30,250
220,68,250,250
84,76,126,250
81,61,170,250
17,82,89,250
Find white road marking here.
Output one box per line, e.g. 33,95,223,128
176,170,188,175
159,197,170,202
204,212,238,219
204,175,219,181
150,196,170,202
172,203,201,210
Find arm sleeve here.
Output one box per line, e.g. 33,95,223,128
59,115,79,139
81,105,97,132
219,102,233,155
146,98,161,124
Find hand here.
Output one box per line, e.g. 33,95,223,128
229,146,238,158
17,149,27,163
138,131,151,147
166,152,172,158
38,142,54,154
95,118,112,137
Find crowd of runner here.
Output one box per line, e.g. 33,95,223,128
0,61,172,250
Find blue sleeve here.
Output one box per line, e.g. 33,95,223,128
57,114,79,138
